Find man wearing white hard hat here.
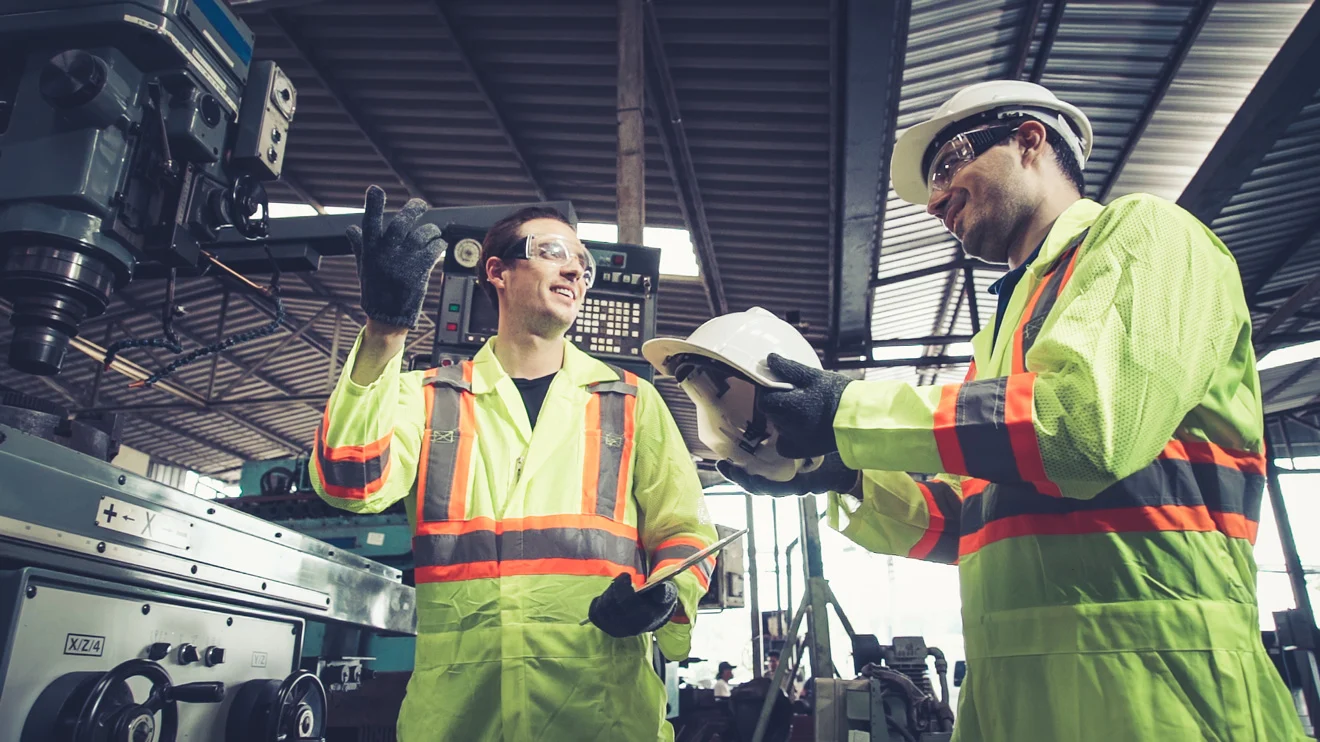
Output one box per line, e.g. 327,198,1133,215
715,81,1304,740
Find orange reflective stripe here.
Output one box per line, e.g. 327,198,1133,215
317,407,394,462
907,481,959,563
581,393,602,516
416,514,640,540
614,371,639,521
959,504,1223,556
933,383,966,475
1160,439,1265,476
417,362,475,523
964,360,978,382
417,560,642,584
1004,372,1060,496
449,366,477,521
1012,281,1050,375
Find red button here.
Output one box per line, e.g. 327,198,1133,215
612,255,624,265
446,322,458,331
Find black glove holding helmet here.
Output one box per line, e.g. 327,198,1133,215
588,573,678,638
345,185,446,329
757,353,855,459
716,453,859,497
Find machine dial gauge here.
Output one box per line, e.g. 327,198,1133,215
453,238,482,269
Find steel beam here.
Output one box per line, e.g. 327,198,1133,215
1255,272,1320,352
81,394,329,415
1009,0,1048,80
617,0,646,246
1098,0,1216,202
1246,212,1320,303
870,334,974,347
643,0,727,315
212,304,335,400
430,3,549,201
832,0,911,352
205,289,231,399
265,12,431,201
1177,0,1320,225
1028,1,1066,84
277,170,327,214
871,256,997,288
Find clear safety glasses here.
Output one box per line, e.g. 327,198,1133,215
926,124,1019,194
508,234,597,288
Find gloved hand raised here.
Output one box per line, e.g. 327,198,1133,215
716,453,859,497
757,353,854,459
345,185,445,329
588,573,678,638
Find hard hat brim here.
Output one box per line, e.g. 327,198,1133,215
641,337,793,390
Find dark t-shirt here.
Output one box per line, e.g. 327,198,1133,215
512,372,557,428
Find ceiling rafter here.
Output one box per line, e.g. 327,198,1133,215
1097,0,1217,202
263,11,433,201
430,2,549,202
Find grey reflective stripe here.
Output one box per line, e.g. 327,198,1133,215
1021,229,1089,359
315,436,390,491
954,376,1017,482
425,375,472,393
414,527,646,571
653,542,714,581
588,380,638,396
422,365,468,523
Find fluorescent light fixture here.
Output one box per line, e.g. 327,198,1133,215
1258,340,1320,372
577,222,700,277
267,202,319,219
324,206,364,215
871,344,925,361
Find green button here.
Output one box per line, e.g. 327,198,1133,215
449,303,461,312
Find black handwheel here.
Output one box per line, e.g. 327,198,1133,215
227,671,327,742
72,659,177,742
227,175,270,239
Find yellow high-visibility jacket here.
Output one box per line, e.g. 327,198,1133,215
310,337,718,741
829,195,1305,741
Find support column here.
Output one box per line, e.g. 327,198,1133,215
617,0,645,245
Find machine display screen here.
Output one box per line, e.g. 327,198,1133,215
468,286,500,336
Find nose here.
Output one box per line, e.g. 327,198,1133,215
927,187,952,219
560,261,584,284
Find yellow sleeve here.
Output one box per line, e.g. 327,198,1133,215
827,472,961,564
630,378,719,661
834,195,1244,499
308,329,426,514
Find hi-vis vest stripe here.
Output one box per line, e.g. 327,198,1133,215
914,228,1263,563
412,361,653,585
313,407,393,500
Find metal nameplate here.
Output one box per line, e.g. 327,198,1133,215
95,496,190,550
63,633,105,657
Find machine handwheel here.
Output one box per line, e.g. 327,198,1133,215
227,671,327,742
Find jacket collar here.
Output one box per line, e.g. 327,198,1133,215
1026,197,1103,278
468,336,621,395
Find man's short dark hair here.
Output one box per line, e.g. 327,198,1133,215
1042,125,1086,195
476,206,573,302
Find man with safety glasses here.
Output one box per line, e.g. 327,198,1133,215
309,186,718,741
721,81,1305,739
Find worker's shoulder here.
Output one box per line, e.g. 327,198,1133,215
1096,192,1207,234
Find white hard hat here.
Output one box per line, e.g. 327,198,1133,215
643,307,824,482
890,80,1093,205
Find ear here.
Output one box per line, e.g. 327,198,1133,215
485,256,509,291
1016,120,1048,167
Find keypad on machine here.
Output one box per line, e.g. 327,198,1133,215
571,298,643,356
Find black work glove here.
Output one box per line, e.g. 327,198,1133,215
588,573,678,638
716,453,859,497
345,185,445,329
757,353,854,459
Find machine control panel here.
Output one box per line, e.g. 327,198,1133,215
429,224,661,380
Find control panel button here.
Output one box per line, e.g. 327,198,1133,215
147,642,172,661
178,643,201,665
204,646,226,667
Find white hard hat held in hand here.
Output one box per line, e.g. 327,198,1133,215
642,307,824,482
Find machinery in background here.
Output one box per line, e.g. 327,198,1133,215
0,0,297,377
812,635,955,742
0,393,415,742
427,224,662,381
